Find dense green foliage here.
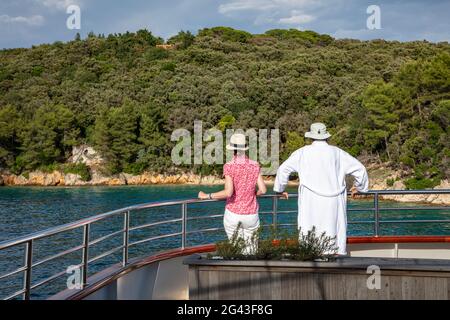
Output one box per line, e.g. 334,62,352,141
0,27,449,186
62,163,91,181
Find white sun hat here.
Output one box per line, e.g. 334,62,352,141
226,133,249,151
304,122,331,140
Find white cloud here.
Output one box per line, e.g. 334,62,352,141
219,0,317,14
219,0,273,14
272,0,316,7
253,15,276,25
0,14,45,26
35,0,81,11
218,0,321,27
279,11,315,24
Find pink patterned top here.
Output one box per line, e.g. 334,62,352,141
223,155,260,215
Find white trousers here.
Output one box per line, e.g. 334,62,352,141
223,209,260,254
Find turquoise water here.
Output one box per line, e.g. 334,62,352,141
0,185,449,299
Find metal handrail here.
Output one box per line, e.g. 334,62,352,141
0,189,449,300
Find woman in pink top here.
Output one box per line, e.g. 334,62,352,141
198,133,267,254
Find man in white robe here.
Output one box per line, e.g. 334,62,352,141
274,123,369,255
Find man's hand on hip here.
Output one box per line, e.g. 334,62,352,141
350,186,358,198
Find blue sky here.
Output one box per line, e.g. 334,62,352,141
1,0,449,49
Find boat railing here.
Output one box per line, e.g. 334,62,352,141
0,189,449,300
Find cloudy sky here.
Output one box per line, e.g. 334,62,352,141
1,0,449,49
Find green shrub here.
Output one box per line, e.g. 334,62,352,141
188,49,225,66
194,164,219,177
211,224,337,261
11,156,26,175
213,223,247,260
294,228,337,260
63,163,91,181
404,177,440,189
145,47,169,61
39,163,61,173
217,114,236,131
264,29,333,45
75,69,98,83
386,178,395,187
404,165,442,189
198,27,252,43
31,66,44,76
161,62,176,72
123,162,147,175
0,68,11,81
167,31,195,49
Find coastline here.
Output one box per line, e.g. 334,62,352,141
0,170,448,205
0,170,226,186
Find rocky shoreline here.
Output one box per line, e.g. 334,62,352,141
0,170,225,187
363,178,450,205
0,170,448,205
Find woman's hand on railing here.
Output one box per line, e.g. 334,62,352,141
198,191,209,200
277,192,289,200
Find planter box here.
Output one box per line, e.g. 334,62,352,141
184,255,450,300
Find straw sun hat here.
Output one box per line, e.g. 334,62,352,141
226,133,249,151
304,122,331,140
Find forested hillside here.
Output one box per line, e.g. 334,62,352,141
0,27,449,188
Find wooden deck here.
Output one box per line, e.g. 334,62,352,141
186,256,450,300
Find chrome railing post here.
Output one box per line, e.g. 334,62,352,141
181,203,187,249
81,224,90,287
272,196,278,230
374,193,380,237
122,211,130,267
23,240,33,300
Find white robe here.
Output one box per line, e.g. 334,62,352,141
273,140,369,254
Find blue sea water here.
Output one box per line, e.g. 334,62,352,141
0,185,449,299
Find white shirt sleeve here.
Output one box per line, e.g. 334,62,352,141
341,150,369,192
273,150,301,193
